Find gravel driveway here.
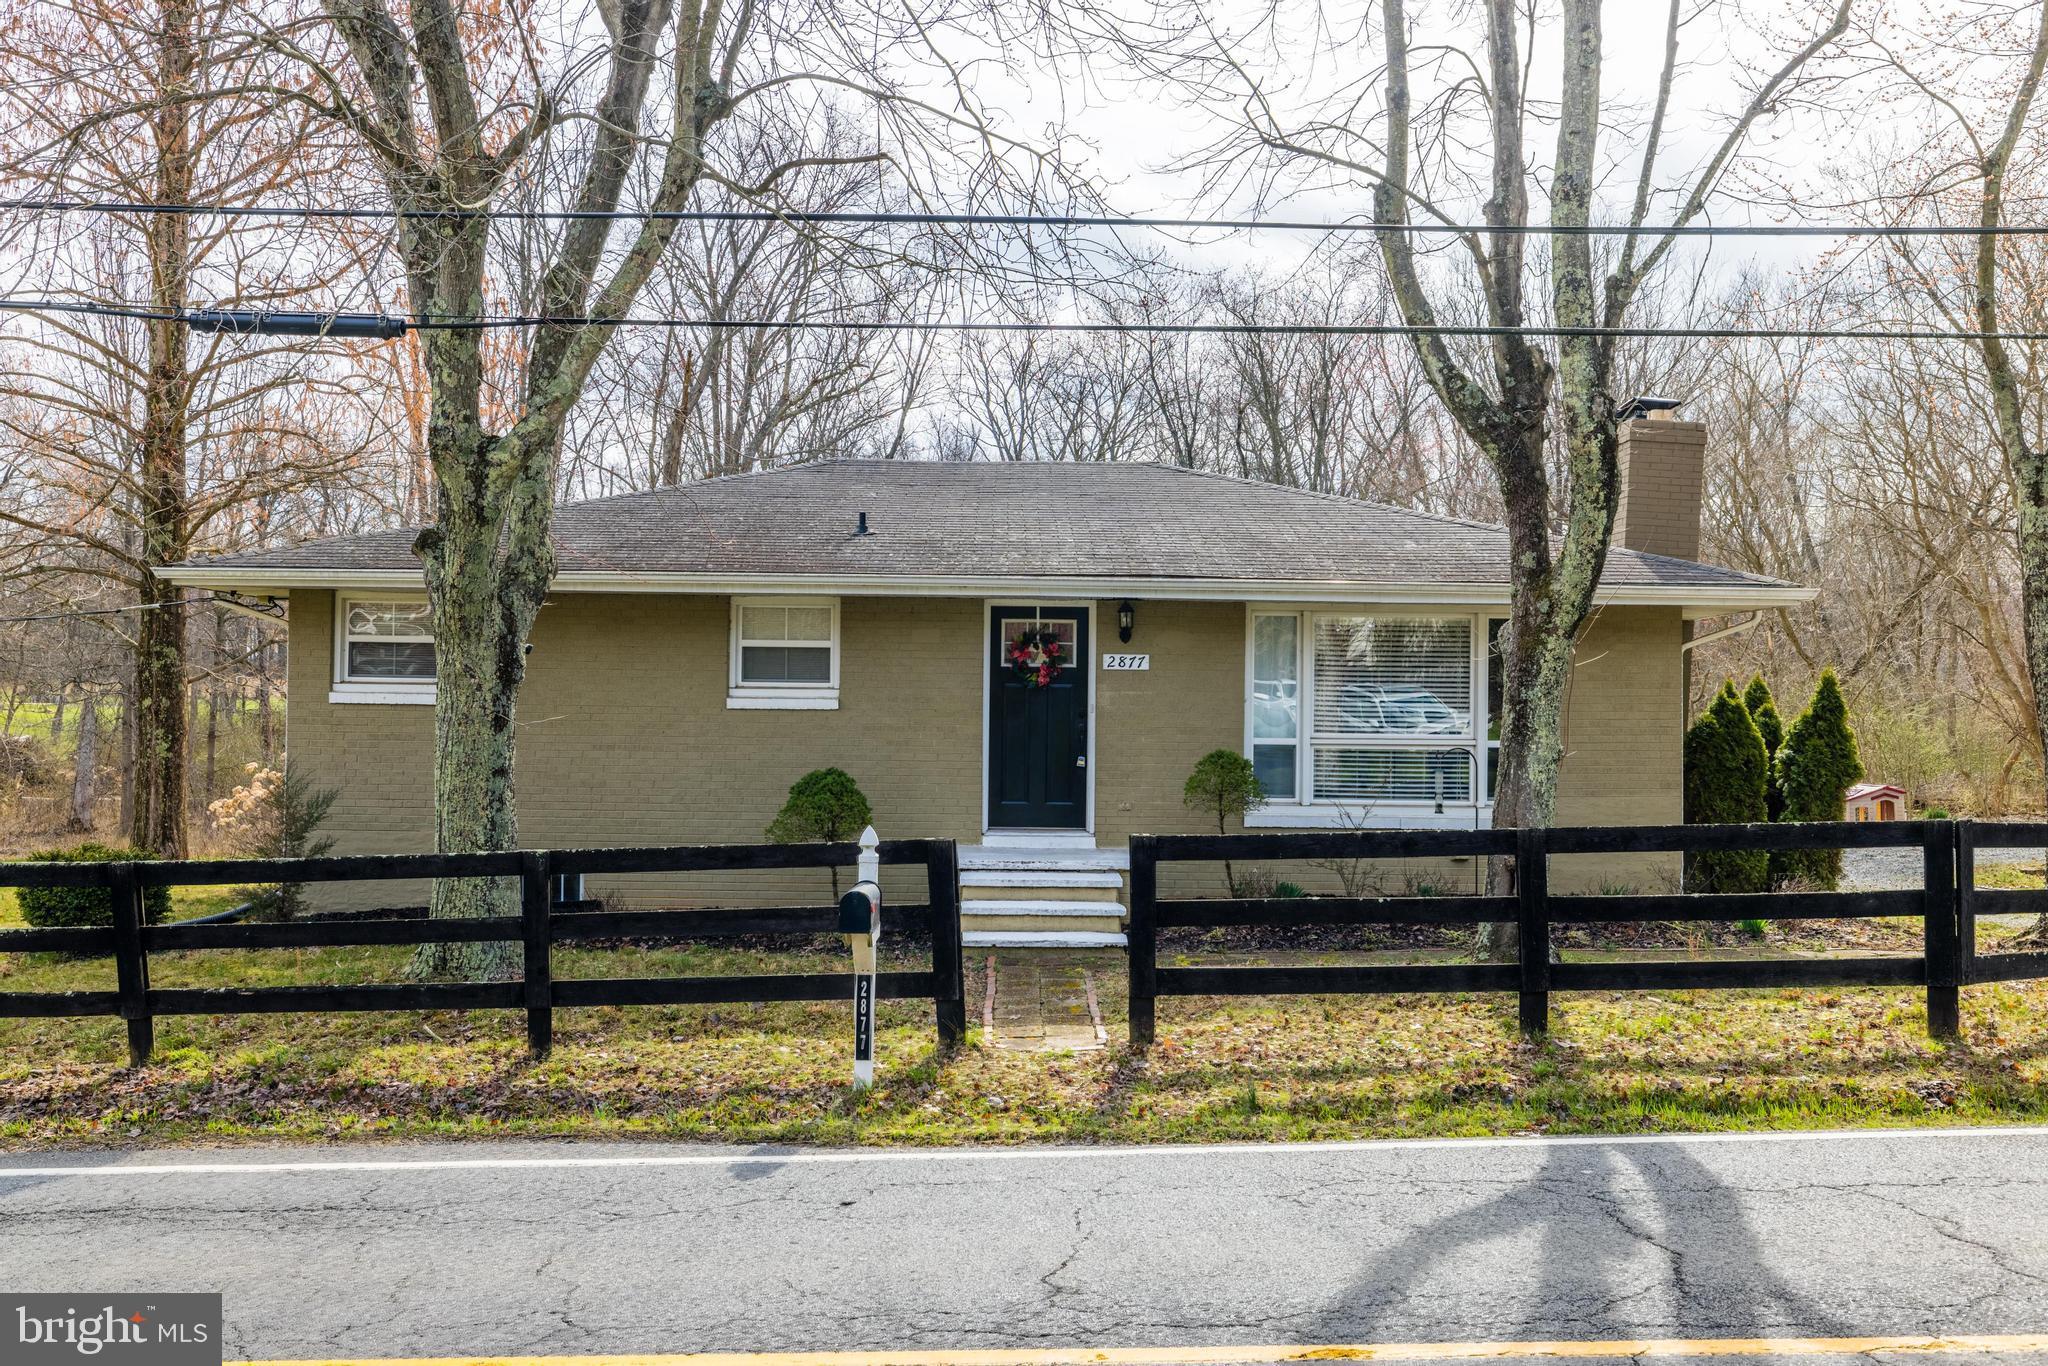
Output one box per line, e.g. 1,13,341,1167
1842,839,2042,890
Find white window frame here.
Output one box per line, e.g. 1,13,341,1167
728,596,840,710
330,593,436,705
1243,605,1494,829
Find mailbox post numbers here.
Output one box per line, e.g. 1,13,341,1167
838,826,884,1089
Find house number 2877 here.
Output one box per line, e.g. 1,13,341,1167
1102,653,1151,670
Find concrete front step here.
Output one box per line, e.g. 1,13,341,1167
961,867,1125,891
963,898,1123,918
959,844,1131,872
965,885,1124,905
958,840,1131,946
964,929,1129,949
954,913,1122,933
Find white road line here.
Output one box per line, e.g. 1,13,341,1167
1,1124,2045,1179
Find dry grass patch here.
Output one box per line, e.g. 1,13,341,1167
1,943,2045,1149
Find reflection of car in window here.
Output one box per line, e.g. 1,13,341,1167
1334,684,1462,735
1250,680,1299,737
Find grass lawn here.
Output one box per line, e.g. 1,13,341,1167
1974,862,2047,890
3,931,2046,1149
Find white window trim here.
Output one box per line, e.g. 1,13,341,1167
1244,604,1495,825
728,596,840,709
332,593,437,704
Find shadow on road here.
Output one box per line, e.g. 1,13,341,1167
1309,1139,1851,1344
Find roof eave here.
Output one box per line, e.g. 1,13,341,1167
157,564,1815,614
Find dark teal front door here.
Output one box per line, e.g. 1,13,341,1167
988,606,1089,830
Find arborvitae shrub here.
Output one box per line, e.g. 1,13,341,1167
1772,670,1864,890
1683,681,1770,893
1743,673,1787,818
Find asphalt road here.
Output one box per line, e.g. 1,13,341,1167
2,1128,2047,1364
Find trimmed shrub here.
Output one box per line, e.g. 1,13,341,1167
17,843,172,928
767,768,874,897
1184,749,1268,895
1683,681,1770,893
1772,670,1864,890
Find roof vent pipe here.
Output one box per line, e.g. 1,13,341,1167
855,511,871,536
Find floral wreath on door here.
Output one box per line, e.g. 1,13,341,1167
1007,626,1067,688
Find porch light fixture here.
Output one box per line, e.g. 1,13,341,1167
1117,600,1135,644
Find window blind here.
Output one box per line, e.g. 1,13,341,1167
1311,616,1473,739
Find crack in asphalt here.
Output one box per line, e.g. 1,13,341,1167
6,1136,2046,1357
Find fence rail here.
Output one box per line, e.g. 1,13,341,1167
0,838,966,1065
1129,819,2034,1045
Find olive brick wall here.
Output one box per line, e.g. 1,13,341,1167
288,591,1682,907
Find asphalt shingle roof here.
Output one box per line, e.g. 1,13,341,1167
174,459,1795,593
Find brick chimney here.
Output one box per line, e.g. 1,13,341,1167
1613,396,1705,562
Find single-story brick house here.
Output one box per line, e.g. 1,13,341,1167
164,409,1809,944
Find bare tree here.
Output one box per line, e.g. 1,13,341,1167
1055,0,1852,952
0,0,380,855
269,0,1074,973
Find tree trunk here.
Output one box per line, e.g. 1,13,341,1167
68,694,99,833
50,692,66,746
410,412,551,979
116,676,135,833
128,0,197,858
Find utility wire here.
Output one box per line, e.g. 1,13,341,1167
0,599,193,626
0,198,2040,236
3,297,2046,343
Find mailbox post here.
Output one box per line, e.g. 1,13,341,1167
837,825,883,1089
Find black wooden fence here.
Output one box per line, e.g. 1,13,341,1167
0,839,966,1065
1128,819,2035,1045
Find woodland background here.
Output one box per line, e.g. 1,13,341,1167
0,0,2041,855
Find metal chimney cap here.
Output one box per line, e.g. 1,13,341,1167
1621,394,1683,421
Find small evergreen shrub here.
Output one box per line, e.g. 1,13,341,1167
1273,881,1308,899
1924,806,1951,820
1184,749,1267,895
210,762,339,921
17,843,171,928
767,768,874,897
1773,670,1864,890
1683,681,1770,892
1739,918,1768,939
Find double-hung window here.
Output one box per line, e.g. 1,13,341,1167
332,596,436,703
1247,609,1490,818
729,598,840,709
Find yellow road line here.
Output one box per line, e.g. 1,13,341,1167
232,1333,2048,1366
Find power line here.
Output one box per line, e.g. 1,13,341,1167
0,198,2040,236
0,599,191,626
3,297,2045,343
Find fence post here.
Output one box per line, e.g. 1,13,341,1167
1923,821,1960,1041
926,840,966,1047
109,861,154,1067
521,850,553,1058
1127,834,1158,1048
1516,825,1549,1035
1955,820,1978,991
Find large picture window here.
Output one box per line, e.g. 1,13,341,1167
1247,610,1489,817
730,598,840,708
